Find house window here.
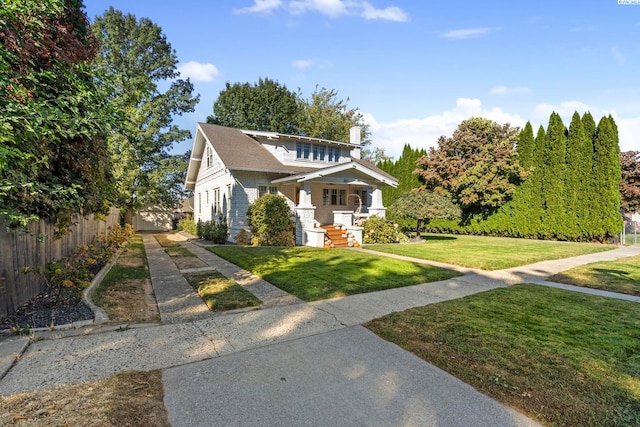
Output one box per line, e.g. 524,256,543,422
206,146,213,168
205,190,209,205
328,147,340,162
258,186,278,198
198,193,202,214
313,145,326,161
296,143,310,159
213,188,220,215
323,189,346,206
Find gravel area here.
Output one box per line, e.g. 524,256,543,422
0,288,94,332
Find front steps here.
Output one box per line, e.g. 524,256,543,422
319,225,359,248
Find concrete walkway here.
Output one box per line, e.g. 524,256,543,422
1,238,638,426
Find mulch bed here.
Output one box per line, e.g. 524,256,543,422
0,288,94,332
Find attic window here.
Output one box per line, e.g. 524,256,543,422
328,147,340,163
296,143,310,159
206,146,213,168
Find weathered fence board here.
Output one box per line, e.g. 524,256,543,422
0,208,120,318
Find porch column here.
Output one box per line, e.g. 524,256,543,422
295,182,316,245
368,186,386,218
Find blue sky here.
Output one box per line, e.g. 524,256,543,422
84,0,640,158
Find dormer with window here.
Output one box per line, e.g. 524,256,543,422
296,142,341,163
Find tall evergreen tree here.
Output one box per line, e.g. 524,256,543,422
517,122,535,168
511,122,536,236
379,144,425,206
530,125,547,237
592,116,623,240
540,113,567,238
565,112,593,239
581,112,597,144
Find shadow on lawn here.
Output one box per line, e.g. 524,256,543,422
211,246,460,301
421,235,457,242
593,268,631,280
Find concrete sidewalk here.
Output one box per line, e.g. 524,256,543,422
1,238,638,426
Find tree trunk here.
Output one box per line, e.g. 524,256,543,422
123,208,133,226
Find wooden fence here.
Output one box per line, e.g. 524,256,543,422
0,208,121,318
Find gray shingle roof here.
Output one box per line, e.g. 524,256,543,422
198,123,313,174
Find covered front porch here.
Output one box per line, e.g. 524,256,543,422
272,160,398,247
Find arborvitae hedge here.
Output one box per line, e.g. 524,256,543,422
424,111,622,242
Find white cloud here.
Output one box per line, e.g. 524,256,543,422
490,85,531,96
292,58,332,70
177,61,219,82
364,98,526,160
235,0,409,21
361,1,409,22
616,116,640,152
293,59,315,70
532,101,639,152
233,0,282,14
532,101,592,123
364,98,640,160
440,27,493,40
290,0,347,17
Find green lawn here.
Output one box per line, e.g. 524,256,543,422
549,254,640,297
184,271,261,311
208,246,461,301
365,234,614,270
366,285,640,427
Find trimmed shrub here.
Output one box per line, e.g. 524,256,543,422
363,216,408,244
177,218,197,236
197,216,228,244
246,194,294,246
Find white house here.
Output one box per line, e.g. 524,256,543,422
184,123,398,247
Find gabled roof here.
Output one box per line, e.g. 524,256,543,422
185,123,315,189
185,123,398,189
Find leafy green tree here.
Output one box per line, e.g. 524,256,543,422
92,8,198,219
246,194,294,246
297,85,371,147
0,0,117,232
620,151,640,213
415,117,526,218
207,78,299,134
207,81,372,152
388,190,461,235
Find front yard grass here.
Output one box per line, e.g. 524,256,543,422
92,234,160,324
365,284,640,427
549,254,640,297
365,234,614,270
208,246,461,301
184,271,262,311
